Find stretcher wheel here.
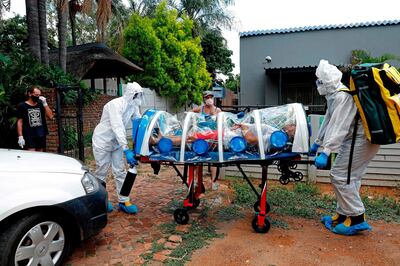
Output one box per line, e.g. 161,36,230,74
293,172,303,181
251,216,271,233
174,209,189,225
253,200,271,214
279,175,290,185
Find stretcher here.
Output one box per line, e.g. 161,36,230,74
132,103,313,233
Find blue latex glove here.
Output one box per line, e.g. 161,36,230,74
315,152,328,168
309,143,320,156
124,149,137,166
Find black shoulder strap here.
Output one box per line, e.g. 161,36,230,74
347,113,360,185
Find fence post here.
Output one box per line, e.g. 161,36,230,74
77,87,84,162
56,88,64,154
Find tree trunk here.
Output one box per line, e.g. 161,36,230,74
57,0,68,72
69,0,77,46
25,0,41,61
38,0,49,65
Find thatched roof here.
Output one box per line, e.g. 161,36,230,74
49,42,143,80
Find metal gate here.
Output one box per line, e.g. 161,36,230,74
55,85,84,162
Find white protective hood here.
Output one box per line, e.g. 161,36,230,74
92,82,143,151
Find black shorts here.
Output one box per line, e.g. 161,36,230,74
25,136,46,149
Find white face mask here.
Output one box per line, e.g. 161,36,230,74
317,85,328,96
205,98,214,106
133,98,142,106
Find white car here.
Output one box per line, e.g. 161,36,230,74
0,149,108,266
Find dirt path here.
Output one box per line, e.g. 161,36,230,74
65,162,400,265
188,213,400,266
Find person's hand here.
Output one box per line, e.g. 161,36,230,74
123,149,137,166
315,152,328,168
39,96,48,106
309,143,320,156
18,136,25,148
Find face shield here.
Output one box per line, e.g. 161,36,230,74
132,91,145,106
316,79,329,96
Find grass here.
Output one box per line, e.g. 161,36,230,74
230,177,400,222
158,221,178,235
216,204,245,221
165,222,223,266
151,241,165,253
363,195,400,222
268,183,336,219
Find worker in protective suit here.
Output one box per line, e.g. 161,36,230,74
309,60,380,235
92,82,144,214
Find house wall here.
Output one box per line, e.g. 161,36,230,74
240,24,400,105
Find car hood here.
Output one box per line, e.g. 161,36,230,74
0,149,86,175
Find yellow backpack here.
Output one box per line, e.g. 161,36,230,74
346,63,400,145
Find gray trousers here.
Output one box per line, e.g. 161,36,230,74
330,124,380,216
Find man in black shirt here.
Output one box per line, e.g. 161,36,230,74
17,86,54,151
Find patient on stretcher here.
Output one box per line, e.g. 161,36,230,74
149,113,218,147
233,123,296,152
137,103,308,162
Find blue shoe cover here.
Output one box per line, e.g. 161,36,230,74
321,215,333,230
332,221,372,236
118,202,138,214
107,201,113,213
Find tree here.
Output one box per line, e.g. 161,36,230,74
0,15,28,54
201,28,234,80
24,0,49,64
38,0,49,64
123,1,211,107
351,49,400,65
174,0,235,36
108,0,163,52
128,0,162,16
123,13,161,87
25,0,41,60
0,0,11,19
224,73,239,93
57,0,68,72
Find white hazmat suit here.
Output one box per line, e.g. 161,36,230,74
92,82,143,204
314,60,380,235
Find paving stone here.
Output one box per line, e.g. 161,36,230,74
164,241,180,249
65,164,189,265
176,224,190,233
144,242,153,250
168,235,183,243
153,252,169,262
156,238,166,244
161,249,172,256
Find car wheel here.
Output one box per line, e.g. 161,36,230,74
0,213,72,266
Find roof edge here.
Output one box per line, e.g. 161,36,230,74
240,20,400,37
